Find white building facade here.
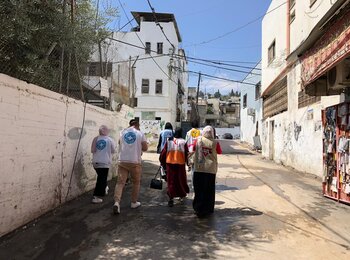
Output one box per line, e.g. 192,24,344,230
240,62,262,149
261,0,350,177
85,12,188,127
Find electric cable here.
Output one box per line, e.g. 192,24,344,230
185,1,287,47
146,0,176,50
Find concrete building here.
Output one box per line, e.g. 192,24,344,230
261,0,350,177
85,12,188,127
240,62,262,149
220,97,241,128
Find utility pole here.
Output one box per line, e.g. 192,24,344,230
195,72,201,124
196,72,201,105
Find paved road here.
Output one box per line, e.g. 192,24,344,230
1,142,350,259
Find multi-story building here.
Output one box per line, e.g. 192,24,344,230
84,12,188,128
240,62,262,148
261,0,350,177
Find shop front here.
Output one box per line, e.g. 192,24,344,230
300,3,350,204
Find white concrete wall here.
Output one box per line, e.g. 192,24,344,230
240,63,262,146
261,0,288,91
290,0,334,51
0,74,133,237
261,63,340,176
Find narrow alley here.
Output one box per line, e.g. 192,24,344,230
1,142,349,259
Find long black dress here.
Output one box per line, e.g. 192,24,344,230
192,171,216,217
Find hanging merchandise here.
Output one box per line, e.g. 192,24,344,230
322,103,350,204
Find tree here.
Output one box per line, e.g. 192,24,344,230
214,89,221,99
0,0,115,98
198,90,205,98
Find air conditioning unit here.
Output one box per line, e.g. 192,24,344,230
327,59,350,90
247,108,255,116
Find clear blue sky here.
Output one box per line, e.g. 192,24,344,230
106,0,272,94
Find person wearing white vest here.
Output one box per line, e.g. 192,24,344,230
160,127,189,207
192,125,222,218
113,119,148,214
91,125,116,204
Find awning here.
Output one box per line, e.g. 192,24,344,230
301,5,350,88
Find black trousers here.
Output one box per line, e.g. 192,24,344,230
193,171,216,217
93,168,109,197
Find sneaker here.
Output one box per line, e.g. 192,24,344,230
105,186,109,195
131,201,141,209
92,196,103,204
168,199,174,207
113,202,120,214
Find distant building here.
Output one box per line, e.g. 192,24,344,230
239,62,262,149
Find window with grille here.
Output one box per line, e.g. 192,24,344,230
268,40,276,64
263,77,288,118
255,81,261,100
243,94,247,108
155,80,163,94
298,91,321,108
157,42,163,54
145,42,151,54
141,79,149,94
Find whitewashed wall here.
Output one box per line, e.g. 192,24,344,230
0,74,133,237
240,63,262,146
261,63,340,176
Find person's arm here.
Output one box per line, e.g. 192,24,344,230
184,143,189,164
157,134,162,154
141,133,148,152
91,136,98,153
159,142,167,167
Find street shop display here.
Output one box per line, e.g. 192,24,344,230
322,103,350,204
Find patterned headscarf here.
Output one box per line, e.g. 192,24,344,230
202,126,214,139
197,126,214,163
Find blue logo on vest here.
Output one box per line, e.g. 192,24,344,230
96,140,107,150
124,132,137,144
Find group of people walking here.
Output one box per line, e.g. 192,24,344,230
90,119,221,218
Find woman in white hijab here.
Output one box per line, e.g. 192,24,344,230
192,125,222,218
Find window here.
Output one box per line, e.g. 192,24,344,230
155,80,163,94
255,81,261,100
141,79,149,94
157,42,163,54
145,42,151,54
310,0,317,7
243,94,247,108
268,40,276,64
298,91,321,108
141,111,155,120
263,77,288,118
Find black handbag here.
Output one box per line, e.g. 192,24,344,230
150,166,163,190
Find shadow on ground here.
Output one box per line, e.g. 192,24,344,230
0,160,267,260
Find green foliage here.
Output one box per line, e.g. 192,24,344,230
214,89,221,99
0,0,116,95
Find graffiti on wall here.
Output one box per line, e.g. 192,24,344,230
140,120,161,145
282,121,303,151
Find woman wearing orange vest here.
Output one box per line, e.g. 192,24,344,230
192,125,222,218
160,127,190,207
